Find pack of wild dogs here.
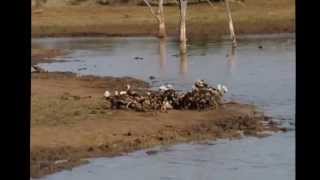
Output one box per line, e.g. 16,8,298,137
104,80,229,112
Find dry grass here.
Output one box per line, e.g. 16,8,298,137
32,0,295,38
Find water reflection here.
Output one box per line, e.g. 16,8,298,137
220,46,237,88
159,39,167,77
227,46,237,76
179,41,188,79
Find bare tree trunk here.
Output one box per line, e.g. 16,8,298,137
179,0,188,43
143,0,167,38
158,0,166,38
224,0,237,47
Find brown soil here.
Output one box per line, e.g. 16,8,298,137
31,72,283,178
32,0,295,38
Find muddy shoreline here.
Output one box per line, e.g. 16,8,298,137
32,29,295,39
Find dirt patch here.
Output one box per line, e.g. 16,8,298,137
31,72,284,178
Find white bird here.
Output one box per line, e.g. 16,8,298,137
126,84,138,96
222,85,228,93
120,91,127,95
166,84,174,90
195,79,206,88
217,84,222,92
161,100,173,112
104,90,111,98
164,101,173,109
159,85,168,91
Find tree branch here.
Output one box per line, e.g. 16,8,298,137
205,0,214,7
143,0,161,22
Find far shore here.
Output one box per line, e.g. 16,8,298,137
32,0,295,38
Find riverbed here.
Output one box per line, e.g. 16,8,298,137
32,33,295,180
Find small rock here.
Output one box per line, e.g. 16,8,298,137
72,96,81,100
258,45,263,49
149,76,156,80
73,111,80,116
87,147,94,152
206,142,217,146
146,150,158,155
125,132,132,136
134,56,144,60
78,67,87,71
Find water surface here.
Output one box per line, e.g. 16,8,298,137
37,132,294,180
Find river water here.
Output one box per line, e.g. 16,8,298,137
32,33,295,180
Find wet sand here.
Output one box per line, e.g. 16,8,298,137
31,71,284,178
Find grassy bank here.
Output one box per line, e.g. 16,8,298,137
32,0,295,38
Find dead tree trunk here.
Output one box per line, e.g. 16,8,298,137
178,0,188,43
143,0,167,38
205,0,237,47
158,0,166,37
224,0,237,47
